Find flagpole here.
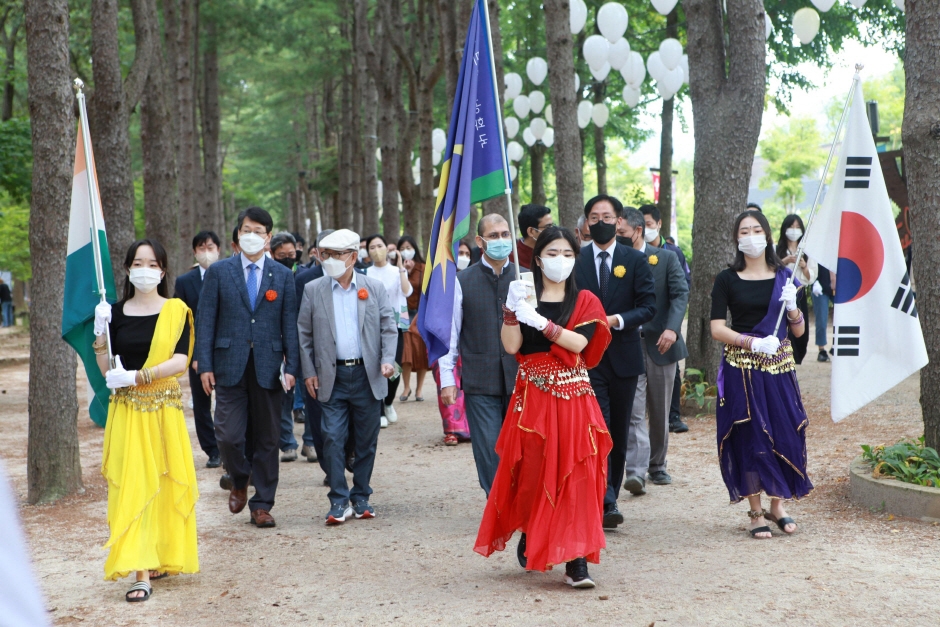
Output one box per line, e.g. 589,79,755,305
73,78,114,367
480,0,521,281
773,64,863,336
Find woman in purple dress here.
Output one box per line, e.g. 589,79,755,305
710,210,813,539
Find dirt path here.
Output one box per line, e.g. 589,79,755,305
2,324,939,626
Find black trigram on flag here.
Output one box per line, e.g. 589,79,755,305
834,326,860,357
890,272,918,318
844,157,872,189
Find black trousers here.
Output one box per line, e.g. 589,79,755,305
187,367,219,457
215,352,283,512
588,357,639,506
384,329,405,407
669,365,682,422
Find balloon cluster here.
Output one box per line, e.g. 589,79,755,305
503,56,556,182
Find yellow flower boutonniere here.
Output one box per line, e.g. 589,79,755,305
613,265,626,278
648,254,659,266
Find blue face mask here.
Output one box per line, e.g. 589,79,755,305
483,237,513,261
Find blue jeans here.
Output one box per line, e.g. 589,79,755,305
463,393,510,496
279,387,298,451
1,302,12,327
811,292,830,347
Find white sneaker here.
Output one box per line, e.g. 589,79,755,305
380,416,389,428
385,404,398,424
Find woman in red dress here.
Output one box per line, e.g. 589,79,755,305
474,226,611,588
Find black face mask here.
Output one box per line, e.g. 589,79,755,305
616,235,632,248
589,221,617,245
295,250,303,263
276,257,295,270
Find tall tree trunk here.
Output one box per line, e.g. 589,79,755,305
416,84,435,245
201,17,222,236
304,91,321,238
24,0,82,503
397,82,419,238
339,63,355,230
683,0,766,381
658,8,679,238
353,4,379,236
530,143,547,205
90,0,136,281
0,8,21,122
592,82,607,196
170,0,196,274
904,0,940,449
544,0,583,229
321,80,337,229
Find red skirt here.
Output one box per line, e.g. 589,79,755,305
474,351,612,571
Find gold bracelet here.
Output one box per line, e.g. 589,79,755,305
93,343,108,355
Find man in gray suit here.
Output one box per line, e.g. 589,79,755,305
196,206,299,528
618,207,689,494
297,229,397,525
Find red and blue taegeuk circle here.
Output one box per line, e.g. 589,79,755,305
834,212,884,304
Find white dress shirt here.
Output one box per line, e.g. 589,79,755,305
240,251,266,284
331,272,362,360
590,241,623,330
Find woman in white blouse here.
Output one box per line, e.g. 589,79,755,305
365,234,413,427
775,214,817,365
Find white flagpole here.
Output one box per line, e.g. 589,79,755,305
480,0,521,281
773,64,863,336
73,78,114,367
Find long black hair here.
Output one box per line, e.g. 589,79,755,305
775,214,805,260
729,210,784,272
122,239,170,300
396,234,425,264
531,226,580,327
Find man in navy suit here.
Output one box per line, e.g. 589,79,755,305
196,206,300,528
575,195,656,529
174,230,222,469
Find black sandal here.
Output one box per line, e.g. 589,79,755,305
765,512,797,534
126,580,152,602
149,571,168,580
747,509,772,539
517,533,527,568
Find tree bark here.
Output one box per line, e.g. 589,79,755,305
530,143,547,205
682,0,767,381
592,82,607,196
544,0,583,230
903,0,940,449
0,5,22,121
339,61,355,230
201,16,222,236
24,0,83,504
90,0,136,282
353,2,379,236
658,9,679,238
168,0,196,274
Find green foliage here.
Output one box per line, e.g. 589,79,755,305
0,117,32,200
759,117,825,213
0,193,31,280
680,368,717,414
861,437,940,489
827,62,905,150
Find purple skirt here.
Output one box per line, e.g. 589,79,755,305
716,340,813,503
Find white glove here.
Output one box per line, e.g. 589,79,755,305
94,302,112,336
514,301,548,331
506,279,531,313
812,281,823,297
105,356,138,389
780,284,798,311
752,335,781,356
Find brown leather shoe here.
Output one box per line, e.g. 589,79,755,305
229,487,248,514
250,509,276,527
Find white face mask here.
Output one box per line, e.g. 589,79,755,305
322,256,351,279
387,250,398,263
580,239,592,248
195,250,219,268
129,267,163,293
401,248,416,261
539,256,576,283
456,255,470,270
239,232,266,255
785,228,803,242
738,234,767,259
644,228,659,243
358,248,369,262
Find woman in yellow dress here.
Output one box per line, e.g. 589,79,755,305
93,239,199,601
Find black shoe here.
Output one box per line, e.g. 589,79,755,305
817,349,830,362
219,473,233,491
669,417,689,433
293,408,305,424
322,476,330,486
206,454,222,469
648,470,673,485
345,455,355,473
516,533,527,568
602,503,623,529
623,475,646,495
564,558,595,588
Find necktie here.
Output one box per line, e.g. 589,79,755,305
598,251,610,301
247,263,258,310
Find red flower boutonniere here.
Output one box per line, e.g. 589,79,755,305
358,288,369,300
265,290,278,302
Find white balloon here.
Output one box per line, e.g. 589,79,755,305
530,117,548,140
765,13,773,40
528,90,546,114
375,147,382,163
590,62,612,82
577,100,593,129
570,0,588,35
412,166,421,186
542,128,554,148
545,104,553,126
504,73,523,101
432,150,442,166
620,51,646,86
659,38,683,71
622,85,640,108
679,54,689,84
509,165,518,181
792,8,820,45
575,74,581,94
504,116,520,139
810,0,836,12
657,83,676,101
583,35,610,71
894,0,904,11
512,95,531,119
591,103,609,128
432,128,447,153
848,0,867,7
650,0,678,15
522,127,537,147
647,51,667,82
607,38,631,71
526,57,548,87
597,3,629,44
660,66,684,95
507,141,524,162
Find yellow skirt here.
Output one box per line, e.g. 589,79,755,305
101,378,200,580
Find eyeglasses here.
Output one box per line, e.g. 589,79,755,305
586,215,618,225
480,231,512,241
239,228,267,236
319,250,354,260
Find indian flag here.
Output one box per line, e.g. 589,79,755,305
62,119,116,427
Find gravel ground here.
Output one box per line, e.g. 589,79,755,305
2,323,939,626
